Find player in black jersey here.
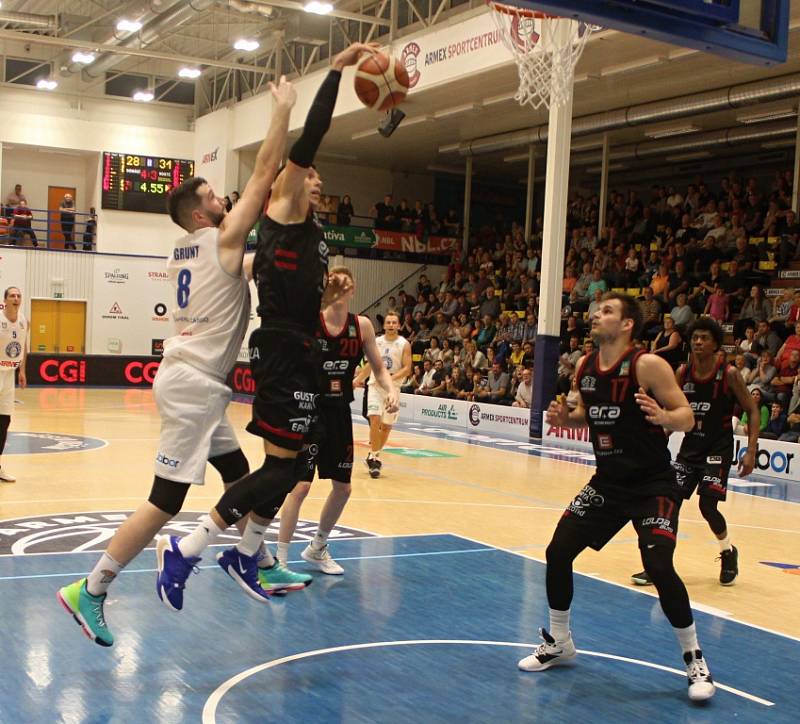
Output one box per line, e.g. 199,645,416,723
631,317,759,587
157,42,380,608
519,293,715,702
274,267,398,576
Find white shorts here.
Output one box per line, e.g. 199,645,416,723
153,360,240,484
0,371,15,416
366,383,399,425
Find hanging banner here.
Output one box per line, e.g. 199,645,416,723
321,226,458,256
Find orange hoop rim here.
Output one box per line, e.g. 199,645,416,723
486,1,559,19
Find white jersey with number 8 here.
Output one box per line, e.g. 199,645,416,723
162,227,249,379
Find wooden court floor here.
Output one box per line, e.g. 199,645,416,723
2,386,799,639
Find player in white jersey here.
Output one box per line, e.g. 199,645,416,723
0,286,27,483
354,311,411,478
57,77,297,647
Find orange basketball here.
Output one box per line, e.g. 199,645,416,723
354,52,410,112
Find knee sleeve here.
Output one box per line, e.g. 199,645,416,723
208,448,250,484
147,476,191,516
698,496,726,536
640,544,693,628
544,526,586,612
216,456,298,526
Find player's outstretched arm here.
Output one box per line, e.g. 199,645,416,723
271,43,378,210
727,366,759,476
635,354,694,432
218,77,296,253
359,316,398,412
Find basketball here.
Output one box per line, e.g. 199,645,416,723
354,52,410,112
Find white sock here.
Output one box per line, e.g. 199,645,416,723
86,553,122,596
178,515,224,558
717,534,732,552
674,622,700,654
549,608,571,642
236,519,268,557
256,542,276,569
276,541,290,564
311,528,331,551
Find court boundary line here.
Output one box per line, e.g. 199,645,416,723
200,639,773,723
451,531,800,645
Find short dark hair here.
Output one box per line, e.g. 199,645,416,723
167,176,206,231
602,292,643,340
4,286,20,299
688,317,723,350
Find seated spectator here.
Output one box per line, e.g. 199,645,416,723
649,262,671,304
430,311,449,340
704,284,729,323
441,291,459,319
415,359,445,396
399,312,416,339
463,371,487,401
465,339,488,370
722,259,748,312
769,349,800,406
666,260,692,308
736,324,758,366
512,367,533,408
786,290,800,328
733,387,769,435
82,207,97,251
652,316,685,369
337,195,354,226
476,314,497,350
735,284,771,338
670,292,695,333
507,340,525,369
443,209,460,237
638,286,663,339
476,362,510,404
747,351,777,396
753,319,781,358
443,367,468,399
557,335,582,393
423,336,443,365
479,286,501,319
410,317,432,354
760,401,788,439
733,354,751,384
521,312,537,345
400,364,422,394
440,338,455,369
775,321,800,367
587,269,608,298
412,293,429,318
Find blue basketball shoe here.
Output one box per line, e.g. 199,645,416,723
155,535,200,611
216,547,272,603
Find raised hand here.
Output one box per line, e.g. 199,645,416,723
332,42,380,71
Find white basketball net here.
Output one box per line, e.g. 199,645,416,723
488,3,594,110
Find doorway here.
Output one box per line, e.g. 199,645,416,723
47,186,77,250
30,298,86,353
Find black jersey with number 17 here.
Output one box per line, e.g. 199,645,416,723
253,213,329,334
677,359,735,465
577,347,673,489
316,312,363,407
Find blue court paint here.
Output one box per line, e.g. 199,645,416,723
1,534,798,722
3,431,107,454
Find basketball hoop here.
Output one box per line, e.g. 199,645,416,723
487,2,595,110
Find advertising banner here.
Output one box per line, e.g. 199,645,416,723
322,226,459,256
27,354,160,387
413,396,468,429
466,402,530,439
90,255,173,356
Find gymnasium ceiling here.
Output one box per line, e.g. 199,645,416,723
5,1,800,186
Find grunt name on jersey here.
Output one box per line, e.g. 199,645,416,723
174,245,200,260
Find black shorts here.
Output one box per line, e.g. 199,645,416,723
674,454,731,501
246,327,322,451
555,474,683,551
298,405,354,483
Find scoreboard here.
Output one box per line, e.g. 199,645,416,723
102,152,194,214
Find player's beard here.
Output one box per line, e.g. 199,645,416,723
209,209,226,227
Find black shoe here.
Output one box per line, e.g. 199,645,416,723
718,546,738,586
630,570,653,586
366,456,381,479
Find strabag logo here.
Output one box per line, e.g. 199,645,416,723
0,512,376,555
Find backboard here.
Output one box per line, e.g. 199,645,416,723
502,0,789,66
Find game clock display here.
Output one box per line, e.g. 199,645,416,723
102,152,194,214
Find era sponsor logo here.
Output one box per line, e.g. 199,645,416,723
125,361,160,384
587,405,620,421
156,452,180,468
40,359,86,384
323,360,349,372
690,401,711,413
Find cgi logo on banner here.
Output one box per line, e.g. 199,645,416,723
125,360,160,384
39,359,86,384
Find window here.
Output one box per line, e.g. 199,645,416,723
5,58,51,86
155,79,194,105
105,72,150,98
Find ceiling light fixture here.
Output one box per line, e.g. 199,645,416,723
133,89,154,102
36,78,58,91
304,1,333,14
116,19,143,32
600,56,662,77
737,108,797,124
233,39,260,51
503,153,531,163
178,67,202,79
482,92,516,107
71,51,96,64
643,124,700,139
